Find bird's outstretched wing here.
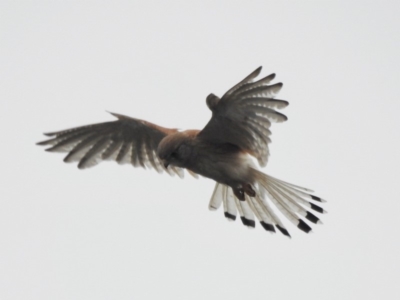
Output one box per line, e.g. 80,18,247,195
198,67,288,167
37,112,185,177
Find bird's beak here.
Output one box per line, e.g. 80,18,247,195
163,160,169,168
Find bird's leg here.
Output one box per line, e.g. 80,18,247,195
233,187,245,201
244,183,256,197
233,184,256,201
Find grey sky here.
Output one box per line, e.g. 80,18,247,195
1,1,400,299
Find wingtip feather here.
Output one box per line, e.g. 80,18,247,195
43,132,57,137
37,140,51,145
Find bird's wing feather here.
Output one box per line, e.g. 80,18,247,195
198,67,288,167
37,112,185,177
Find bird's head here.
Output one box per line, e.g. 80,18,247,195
157,131,195,169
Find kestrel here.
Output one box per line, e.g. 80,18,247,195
38,67,326,237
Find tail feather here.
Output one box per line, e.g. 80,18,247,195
209,183,239,222
268,181,324,224
208,169,326,237
262,185,303,230
264,174,315,193
267,177,328,214
253,169,325,234
222,186,237,221
208,183,223,211
234,195,256,228
246,195,275,234
256,190,291,237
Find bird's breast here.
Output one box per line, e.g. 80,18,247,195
185,141,254,185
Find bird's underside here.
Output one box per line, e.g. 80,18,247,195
38,67,326,237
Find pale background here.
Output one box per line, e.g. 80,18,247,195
1,1,399,299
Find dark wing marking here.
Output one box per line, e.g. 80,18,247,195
198,67,288,167
37,112,185,177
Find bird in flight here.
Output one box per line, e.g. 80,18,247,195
37,67,326,237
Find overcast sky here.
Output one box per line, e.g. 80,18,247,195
1,1,400,299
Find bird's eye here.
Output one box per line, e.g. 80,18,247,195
170,152,178,159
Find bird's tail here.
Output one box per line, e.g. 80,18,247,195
208,168,326,237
